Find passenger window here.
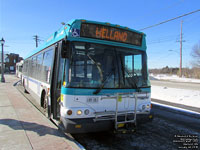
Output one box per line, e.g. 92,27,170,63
32,57,37,78
36,53,43,80
41,49,54,83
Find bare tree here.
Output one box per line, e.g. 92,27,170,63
191,41,200,68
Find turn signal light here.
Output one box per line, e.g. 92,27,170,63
67,110,72,115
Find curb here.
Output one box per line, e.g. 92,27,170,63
152,102,200,131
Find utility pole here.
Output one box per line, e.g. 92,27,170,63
180,20,183,77
33,35,39,47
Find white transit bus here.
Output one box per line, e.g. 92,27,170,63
16,60,23,79
22,19,153,133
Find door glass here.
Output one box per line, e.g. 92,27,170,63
57,58,64,89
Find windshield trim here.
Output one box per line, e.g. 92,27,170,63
66,41,150,90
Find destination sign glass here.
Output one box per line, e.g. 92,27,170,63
80,23,142,46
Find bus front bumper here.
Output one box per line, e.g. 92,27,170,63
61,112,154,134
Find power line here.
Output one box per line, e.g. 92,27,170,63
147,34,180,45
140,9,200,31
135,0,185,22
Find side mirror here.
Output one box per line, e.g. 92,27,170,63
61,40,70,58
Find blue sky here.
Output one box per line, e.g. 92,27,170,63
0,0,200,69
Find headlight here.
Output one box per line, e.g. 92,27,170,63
77,110,82,115
146,104,150,109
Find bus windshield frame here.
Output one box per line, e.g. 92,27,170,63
64,42,150,89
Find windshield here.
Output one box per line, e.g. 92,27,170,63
66,42,150,89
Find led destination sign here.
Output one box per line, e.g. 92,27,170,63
81,23,142,46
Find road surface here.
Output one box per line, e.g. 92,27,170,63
150,80,200,91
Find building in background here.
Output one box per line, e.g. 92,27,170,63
0,53,23,73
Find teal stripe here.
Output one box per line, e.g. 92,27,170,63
61,87,150,95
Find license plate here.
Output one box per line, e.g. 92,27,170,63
87,97,99,103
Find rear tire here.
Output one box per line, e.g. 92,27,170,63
41,91,50,118
24,88,28,93
23,79,29,93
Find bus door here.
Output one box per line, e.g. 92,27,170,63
51,42,63,119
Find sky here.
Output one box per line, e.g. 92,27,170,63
0,0,200,69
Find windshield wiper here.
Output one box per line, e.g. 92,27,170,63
87,54,103,83
93,68,115,95
119,54,125,85
124,68,142,92
118,53,140,90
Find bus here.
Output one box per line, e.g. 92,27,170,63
16,60,23,79
22,19,153,133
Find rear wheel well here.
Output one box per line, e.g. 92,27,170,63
23,79,29,93
41,90,46,108
22,79,25,87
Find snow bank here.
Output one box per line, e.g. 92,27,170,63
150,74,200,83
151,85,200,108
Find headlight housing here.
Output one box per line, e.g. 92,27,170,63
77,110,82,115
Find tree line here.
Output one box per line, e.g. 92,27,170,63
149,41,200,79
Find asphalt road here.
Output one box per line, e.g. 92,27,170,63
74,80,200,150
74,105,200,150
150,80,200,91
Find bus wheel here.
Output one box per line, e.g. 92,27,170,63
41,91,50,118
23,79,28,93
24,88,28,93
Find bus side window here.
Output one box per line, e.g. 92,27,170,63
32,56,37,78
36,53,43,80
28,58,32,77
42,49,54,83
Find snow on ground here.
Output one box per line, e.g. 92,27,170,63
150,73,200,83
150,74,200,110
151,86,200,108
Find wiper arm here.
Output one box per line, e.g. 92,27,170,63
87,54,103,83
118,54,139,89
93,68,114,95
119,55,125,85
124,68,141,91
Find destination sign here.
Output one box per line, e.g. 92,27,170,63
80,23,142,46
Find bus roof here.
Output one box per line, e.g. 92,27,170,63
25,19,146,59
